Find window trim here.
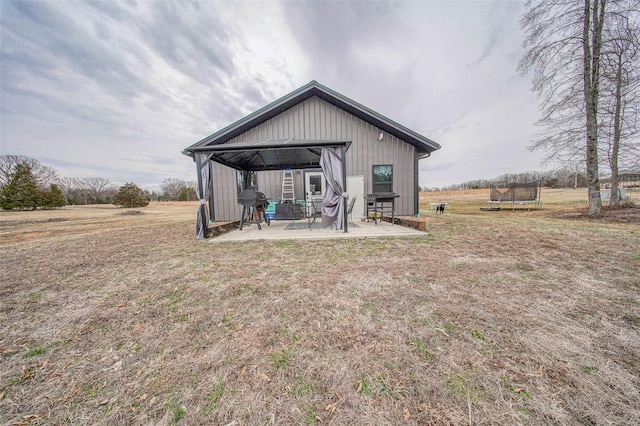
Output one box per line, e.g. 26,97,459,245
372,164,393,193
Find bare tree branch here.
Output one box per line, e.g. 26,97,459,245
0,155,59,189
519,0,639,216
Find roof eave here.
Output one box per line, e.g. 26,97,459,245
183,80,441,156
188,139,352,153
183,81,319,154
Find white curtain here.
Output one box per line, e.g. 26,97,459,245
195,153,211,239
320,147,347,230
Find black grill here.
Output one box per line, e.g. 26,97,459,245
238,189,269,230
238,189,268,209
369,192,398,202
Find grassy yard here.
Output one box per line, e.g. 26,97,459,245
1,193,639,425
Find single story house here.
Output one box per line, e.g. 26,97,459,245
602,172,640,189
183,80,440,238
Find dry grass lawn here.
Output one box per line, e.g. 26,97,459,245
1,193,639,425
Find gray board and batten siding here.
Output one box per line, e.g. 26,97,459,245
184,81,441,222
210,96,416,221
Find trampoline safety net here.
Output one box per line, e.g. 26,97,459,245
490,182,540,203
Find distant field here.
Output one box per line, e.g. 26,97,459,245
1,192,639,425
420,187,640,219
0,202,198,246
420,187,591,205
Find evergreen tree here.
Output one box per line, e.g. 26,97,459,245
41,184,66,209
113,182,150,208
0,163,40,210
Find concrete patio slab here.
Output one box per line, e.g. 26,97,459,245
208,218,426,243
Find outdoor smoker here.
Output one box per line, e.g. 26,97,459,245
237,189,270,230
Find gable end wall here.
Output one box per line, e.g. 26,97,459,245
211,96,418,220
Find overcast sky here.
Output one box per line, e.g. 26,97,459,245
1,0,544,190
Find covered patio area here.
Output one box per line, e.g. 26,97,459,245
185,139,353,239
207,217,426,243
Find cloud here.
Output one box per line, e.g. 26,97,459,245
279,1,539,188
1,0,542,191
128,1,235,86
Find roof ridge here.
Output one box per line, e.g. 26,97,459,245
183,81,440,156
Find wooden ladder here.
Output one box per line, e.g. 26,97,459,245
281,169,295,202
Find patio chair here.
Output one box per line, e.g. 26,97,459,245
307,199,322,229
347,195,357,226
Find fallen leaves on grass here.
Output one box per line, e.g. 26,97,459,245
1,200,639,425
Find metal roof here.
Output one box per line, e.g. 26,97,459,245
188,139,351,171
183,80,440,157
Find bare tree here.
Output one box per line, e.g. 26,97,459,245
160,178,183,201
56,177,89,204
55,176,79,197
600,11,640,206
160,178,197,201
520,0,610,216
519,2,585,164
584,0,607,216
83,177,116,203
0,155,59,189
55,176,78,204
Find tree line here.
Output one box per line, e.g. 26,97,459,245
0,155,197,210
424,167,587,192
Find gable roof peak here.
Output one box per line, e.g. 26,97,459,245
184,81,440,156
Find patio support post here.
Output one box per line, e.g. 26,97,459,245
195,153,210,239
208,158,215,222
342,145,348,233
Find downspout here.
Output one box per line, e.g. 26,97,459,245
415,151,430,216
414,155,419,215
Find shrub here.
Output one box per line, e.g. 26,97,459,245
113,182,150,208
41,184,66,209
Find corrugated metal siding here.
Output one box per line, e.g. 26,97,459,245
255,169,306,203
293,170,305,202
256,170,281,202
212,96,418,220
211,162,241,221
